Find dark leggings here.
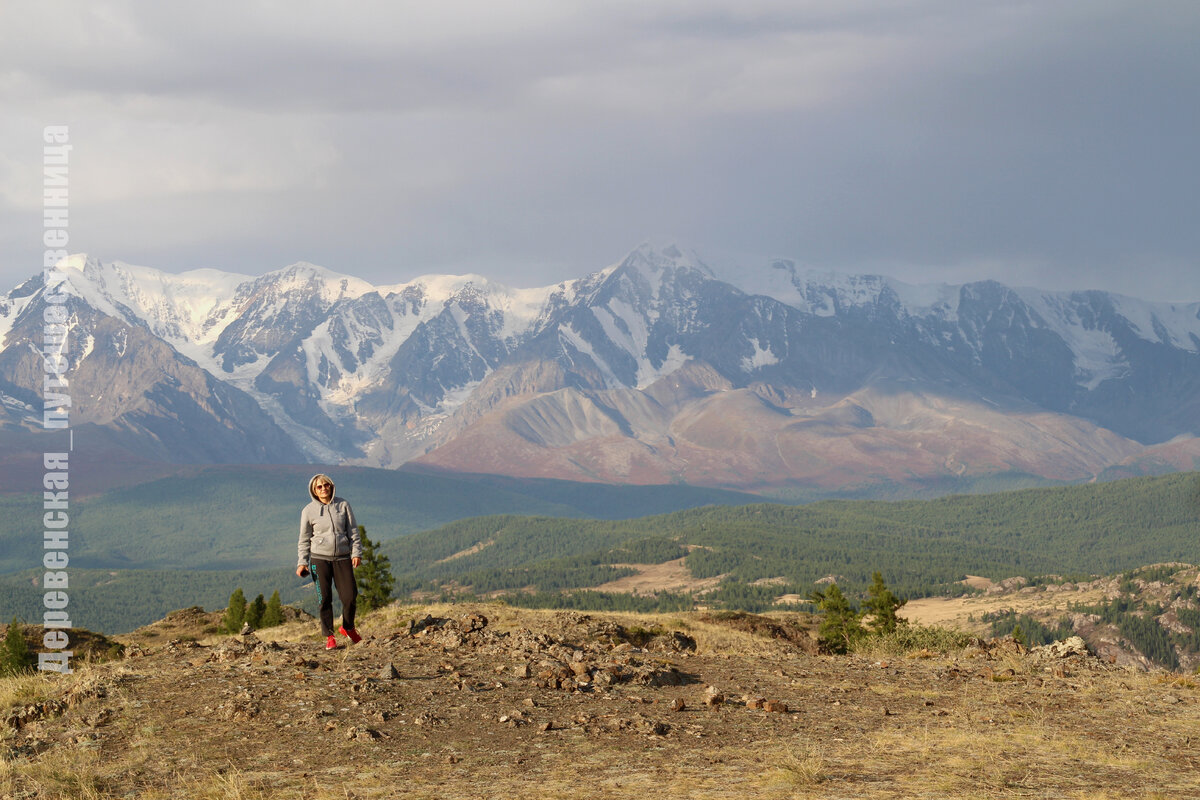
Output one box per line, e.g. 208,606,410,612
312,558,357,636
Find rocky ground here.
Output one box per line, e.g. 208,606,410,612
2,603,1199,799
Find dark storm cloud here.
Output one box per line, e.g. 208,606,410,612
1,1,1196,301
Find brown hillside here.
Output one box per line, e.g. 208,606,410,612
3,603,1199,799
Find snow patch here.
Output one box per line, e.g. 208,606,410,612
1017,291,1131,389
741,339,780,372
0,289,37,347
890,279,960,321
1108,295,1200,353
637,344,689,390
1070,328,1126,390
593,299,651,359
438,379,482,412
242,387,346,463
265,262,375,305
0,391,34,414
69,257,250,343
712,257,924,318
379,273,563,345
559,323,621,388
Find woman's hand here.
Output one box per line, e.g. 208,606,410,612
296,565,307,578
352,557,362,568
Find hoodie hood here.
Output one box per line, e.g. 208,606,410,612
309,473,335,503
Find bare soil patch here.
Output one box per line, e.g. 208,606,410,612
592,557,724,596
435,539,496,564
901,584,1109,635
961,574,995,591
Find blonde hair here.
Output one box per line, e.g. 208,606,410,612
310,473,334,494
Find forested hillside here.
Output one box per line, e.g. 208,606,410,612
1,471,1195,633
382,471,1200,607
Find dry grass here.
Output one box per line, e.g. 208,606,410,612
0,670,60,713
592,557,725,596
761,742,827,789
864,719,1172,798
900,585,1108,634
0,746,106,800
5,603,1200,800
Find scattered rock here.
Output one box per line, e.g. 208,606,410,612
461,613,488,633
1032,636,1090,660
698,612,817,653
4,700,66,731
703,686,725,708
347,726,381,742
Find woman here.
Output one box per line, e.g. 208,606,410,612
296,473,363,650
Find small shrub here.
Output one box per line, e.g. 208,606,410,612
222,588,247,634
1,618,34,677
809,583,865,654
853,623,974,658
624,625,665,647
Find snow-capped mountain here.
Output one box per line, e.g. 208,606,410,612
2,245,1198,491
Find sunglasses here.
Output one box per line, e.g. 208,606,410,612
314,483,333,490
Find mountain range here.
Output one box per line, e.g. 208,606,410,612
3,243,1199,493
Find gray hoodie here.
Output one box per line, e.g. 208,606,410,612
297,473,362,565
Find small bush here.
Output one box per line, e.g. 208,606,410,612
1,618,33,677
624,625,666,647
853,623,974,657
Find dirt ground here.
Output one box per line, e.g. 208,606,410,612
3,603,1199,799
593,558,725,596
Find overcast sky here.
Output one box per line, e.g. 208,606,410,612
2,1,1197,302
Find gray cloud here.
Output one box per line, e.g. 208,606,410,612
1,0,1197,302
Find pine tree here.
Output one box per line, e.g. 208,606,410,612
2,618,33,677
245,594,266,629
356,527,395,613
262,590,284,628
809,583,864,654
864,571,905,634
223,588,247,633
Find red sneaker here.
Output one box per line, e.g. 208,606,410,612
325,635,338,650
339,626,362,644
